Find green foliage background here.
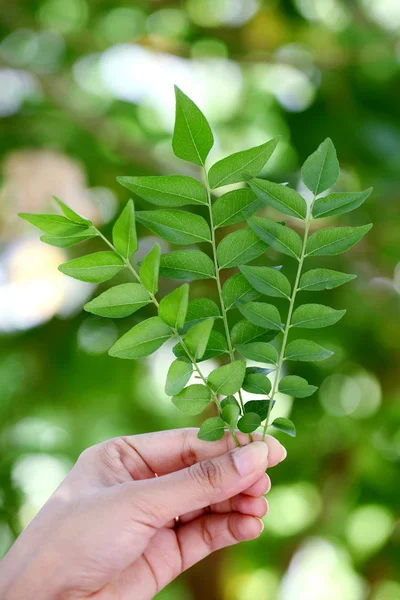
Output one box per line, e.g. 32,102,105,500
0,1,399,598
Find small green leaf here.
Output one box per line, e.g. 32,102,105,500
19,213,89,236
221,404,240,429
244,400,274,421
140,244,160,294
306,224,372,257
221,395,240,409
249,179,307,220
271,417,296,437
208,138,279,189
217,229,268,269
173,86,214,166
59,252,124,283
238,412,261,433
159,250,215,280
109,316,172,359
117,175,207,207
237,301,282,331
242,372,272,395
299,268,357,292
165,358,193,396
183,298,220,331
284,339,333,362
172,384,211,415
185,318,214,360
313,188,372,219
301,138,339,196
173,330,227,362
198,417,226,441
248,216,302,259
112,200,137,258
222,273,261,310
239,265,291,299
84,283,150,318
279,376,317,398
291,304,346,329
53,197,91,225
231,320,279,346
237,342,278,365
208,360,246,395
159,284,189,329
40,228,97,247
136,210,211,245
212,188,264,228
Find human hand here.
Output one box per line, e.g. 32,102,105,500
0,428,286,600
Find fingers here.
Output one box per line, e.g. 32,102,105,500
179,493,268,524
107,429,286,479
124,441,269,526
176,513,263,572
243,473,271,497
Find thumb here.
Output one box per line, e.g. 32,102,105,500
126,441,269,526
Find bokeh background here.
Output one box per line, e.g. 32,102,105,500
1,1,400,598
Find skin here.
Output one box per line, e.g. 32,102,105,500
0,428,286,600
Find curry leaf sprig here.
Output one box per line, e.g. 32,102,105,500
19,86,373,446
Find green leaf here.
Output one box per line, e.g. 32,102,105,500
271,417,296,437
301,138,339,196
242,371,271,395
313,188,372,219
140,244,160,294
231,320,279,346
184,318,214,360
208,138,279,189
306,224,372,257
173,330,227,362
183,298,220,331
278,376,317,398
136,210,211,245
165,358,193,396
208,360,246,395
221,404,240,429
284,339,333,362
212,188,263,228
84,283,150,318
117,175,207,207
173,86,214,166
59,252,124,283
19,213,89,236
299,268,357,292
239,265,291,299
237,342,278,365
217,229,268,269
222,273,260,310
249,179,307,220
172,384,211,415
248,216,302,259
237,301,282,331
40,228,97,247
159,250,215,280
198,417,226,441
291,304,346,329
238,412,261,433
112,199,137,258
158,284,189,329
244,400,274,421
109,316,172,359
221,395,240,409
53,196,92,225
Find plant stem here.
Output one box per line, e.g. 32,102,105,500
262,216,312,440
95,228,228,428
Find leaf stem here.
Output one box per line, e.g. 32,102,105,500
261,215,312,440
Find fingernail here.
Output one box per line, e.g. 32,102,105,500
232,442,269,477
280,445,287,462
257,518,265,534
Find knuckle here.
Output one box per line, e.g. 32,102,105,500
200,518,214,549
190,459,222,493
